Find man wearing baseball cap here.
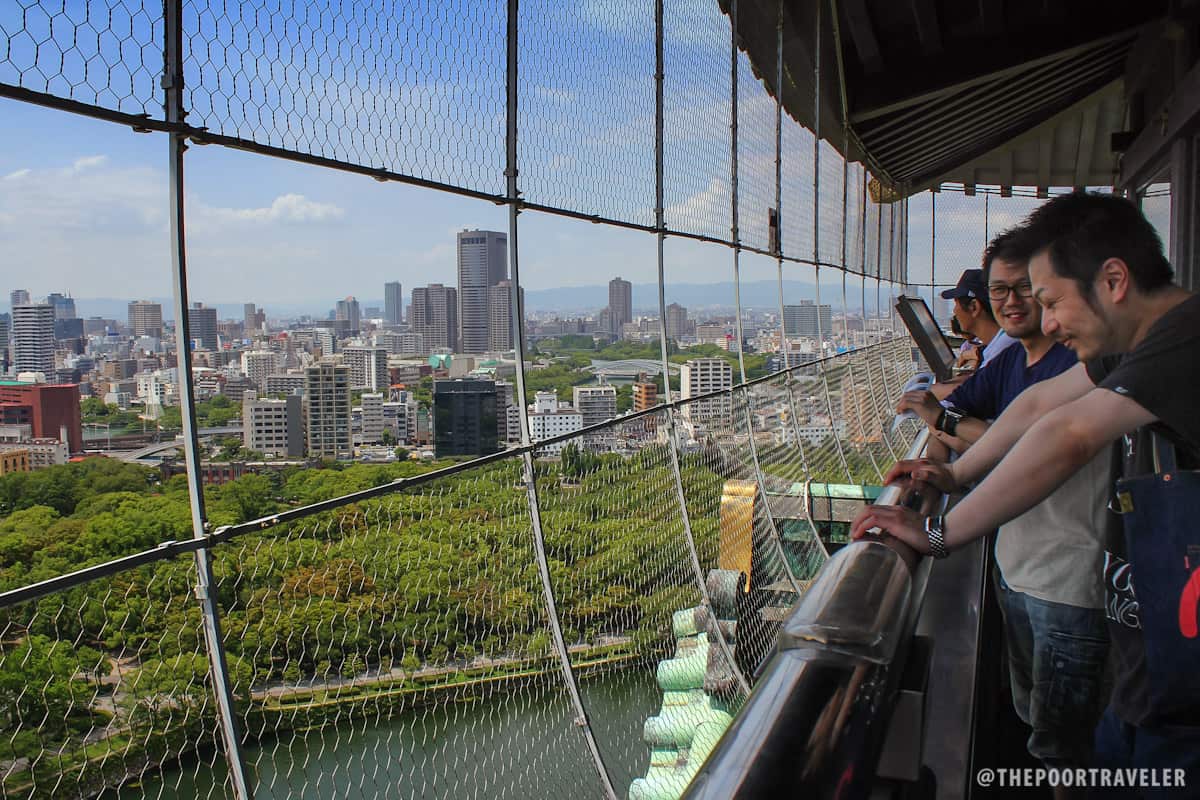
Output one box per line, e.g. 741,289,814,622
942,267,1014,369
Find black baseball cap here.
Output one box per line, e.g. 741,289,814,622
941,269,987,301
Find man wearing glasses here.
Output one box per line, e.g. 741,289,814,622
895,228,1111,785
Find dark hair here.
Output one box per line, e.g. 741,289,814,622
955,295,995,322
980,226,1033,284
1017,192,1173,298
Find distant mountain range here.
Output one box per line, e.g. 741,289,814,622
65,280,866,322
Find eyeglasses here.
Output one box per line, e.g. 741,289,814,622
987,282,1034,301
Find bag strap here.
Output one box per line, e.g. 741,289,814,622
1151,430,1178,474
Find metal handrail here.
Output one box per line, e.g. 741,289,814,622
682,428,934,799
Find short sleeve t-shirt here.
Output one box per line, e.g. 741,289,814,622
947,339,1077,420
1085,292,1200,728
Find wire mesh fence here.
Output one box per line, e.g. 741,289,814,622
0,0,939,797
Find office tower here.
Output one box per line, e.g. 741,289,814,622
243,395,304,457
666,303,690,340
487,280,523,352
783,301,833,339
128,301,163,337
187,303,219,350
243,303,258,335
608,277,633,333
342,344,389,391
305,360,351,459
572,385,618,428
410,284,458,353
679,357,733,427
384,281,403,325
46,293,76,320
242,350,280,390
9,289,29,309
433,378,499,457
457,230,507,353
10,304,55,374
335,296,361,335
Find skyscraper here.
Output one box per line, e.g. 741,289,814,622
9,290,29,310
342,345,389,391
243,303,258,335
457,230,507,353
487,280,523,352
187,303,219,350
128,301,163,337
10,304,55,374
335,297,361,335
665,302,690,340
384,281,403,325
608,277,632,334
433,378,499,457
411,284,458,353
46,293,76,320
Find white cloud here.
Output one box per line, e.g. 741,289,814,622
71,155,108,172
196,193,345,226
3,168,31,180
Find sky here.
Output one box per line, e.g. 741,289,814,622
0,0,1089,322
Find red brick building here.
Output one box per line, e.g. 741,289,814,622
0,382,83,453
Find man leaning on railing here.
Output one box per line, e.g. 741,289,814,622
852,193,1200,799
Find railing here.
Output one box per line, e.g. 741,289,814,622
0,339,925,799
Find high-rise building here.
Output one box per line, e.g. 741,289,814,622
457,230,507,353
10,304,55,375
411,284,458,353
187,303,219,350
128,301,163,337
666,303,690,340
0,313,9,371
342,345,389,391
608,277,633,334
783,301,833,339
243,395,305,458
433,378,499,457
487,280,523,352
243,303,258,335
335,297,361,335
378,330,425,356
242,350,280,390
305,361,352,459
359,392,385,443
528,391,582,456
679,357,733,427
9,290,29,310
572,385,618,428
384,281,403,325
46,293,76,320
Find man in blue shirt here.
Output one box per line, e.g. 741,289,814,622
897,230,1110,784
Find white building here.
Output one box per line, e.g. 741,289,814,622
242,350,281,390
305,360,351,459
528,391,582,456
381,400,413,443
136,368,177,413
11,304,55,375
679,357,733,428
359,392,385,444
572,385,618,428
342,345,389,391
243,395,304,457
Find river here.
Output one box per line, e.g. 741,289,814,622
114,669,661,799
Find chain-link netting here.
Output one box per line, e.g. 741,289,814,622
0,0,163,118
735,49,776,253
0,554,235,800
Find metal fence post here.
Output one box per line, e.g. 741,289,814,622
162,2,253,797
505,3,616,796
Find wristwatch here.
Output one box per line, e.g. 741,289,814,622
935,407,965,437
924,515,950,559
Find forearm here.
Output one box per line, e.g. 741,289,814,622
950,388,1045,485
943,413,1100,548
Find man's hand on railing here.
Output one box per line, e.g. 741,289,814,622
882,458,958,494
895,390,942,427
848,505,930,555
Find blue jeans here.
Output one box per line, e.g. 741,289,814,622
997,577,1109,767
1092,707,1200,799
